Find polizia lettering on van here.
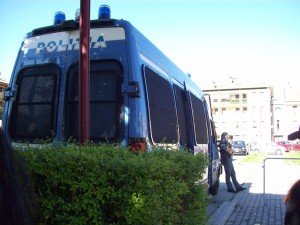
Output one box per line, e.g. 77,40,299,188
35,35,106,54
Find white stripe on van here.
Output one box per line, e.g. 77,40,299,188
21,27,125,54
139,53,168,78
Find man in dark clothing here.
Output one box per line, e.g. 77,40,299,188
219,132,246,193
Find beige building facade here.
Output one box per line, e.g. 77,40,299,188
272,83,300,141
204,85,273,142
0,78,9,125
0,78,8,106
204,80,300,142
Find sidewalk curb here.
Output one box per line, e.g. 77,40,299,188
208,183,251,225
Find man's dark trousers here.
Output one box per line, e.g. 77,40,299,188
223,157,242,191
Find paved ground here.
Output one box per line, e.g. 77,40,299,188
207,177,236,219
207,154,300,225
207,156,247,220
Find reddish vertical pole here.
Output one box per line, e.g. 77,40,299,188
79,0,90,144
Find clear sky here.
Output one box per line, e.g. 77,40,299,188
0,0,300,87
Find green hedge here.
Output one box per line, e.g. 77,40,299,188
18,145,208,225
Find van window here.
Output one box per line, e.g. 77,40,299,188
9,65,59,141
144,67,178,144
174,85,189,146
191,94,208,144
65,60,122,141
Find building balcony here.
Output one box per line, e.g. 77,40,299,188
230,99,240,104
229,99,248,104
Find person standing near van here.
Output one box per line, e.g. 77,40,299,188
219,132,246,193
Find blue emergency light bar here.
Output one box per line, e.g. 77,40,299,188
54,11,66,25
98,5,111,19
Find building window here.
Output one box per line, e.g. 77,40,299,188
235,94,239,99
221,98,229,102
222,108,226,113
243,94,247,99
236,108,240,111
215,108,219,112
243,107,247,112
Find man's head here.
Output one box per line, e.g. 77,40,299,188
221,132,229,141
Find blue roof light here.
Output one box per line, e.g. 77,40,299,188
54,11,66,25
98,5,111,19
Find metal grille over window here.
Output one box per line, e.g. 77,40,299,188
9,65,58,141
174,85,189,146
65,61,122,141
144,67,178,144
191,94,208,144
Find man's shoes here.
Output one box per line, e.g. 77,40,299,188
227,190,236,193
236,187,246,192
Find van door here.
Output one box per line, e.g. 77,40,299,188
204,100,221,195
64,60,123,142
8,64,60,142
188,92,220,194
189,93,209,154
62,27,127,143
188,92,210,185
173,84,190,148
5,30,71,142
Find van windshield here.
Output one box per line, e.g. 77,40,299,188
232,141,246,148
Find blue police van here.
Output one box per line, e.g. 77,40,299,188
2,6,221,195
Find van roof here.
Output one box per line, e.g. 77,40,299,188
23,18,204,98
27,19,122,38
